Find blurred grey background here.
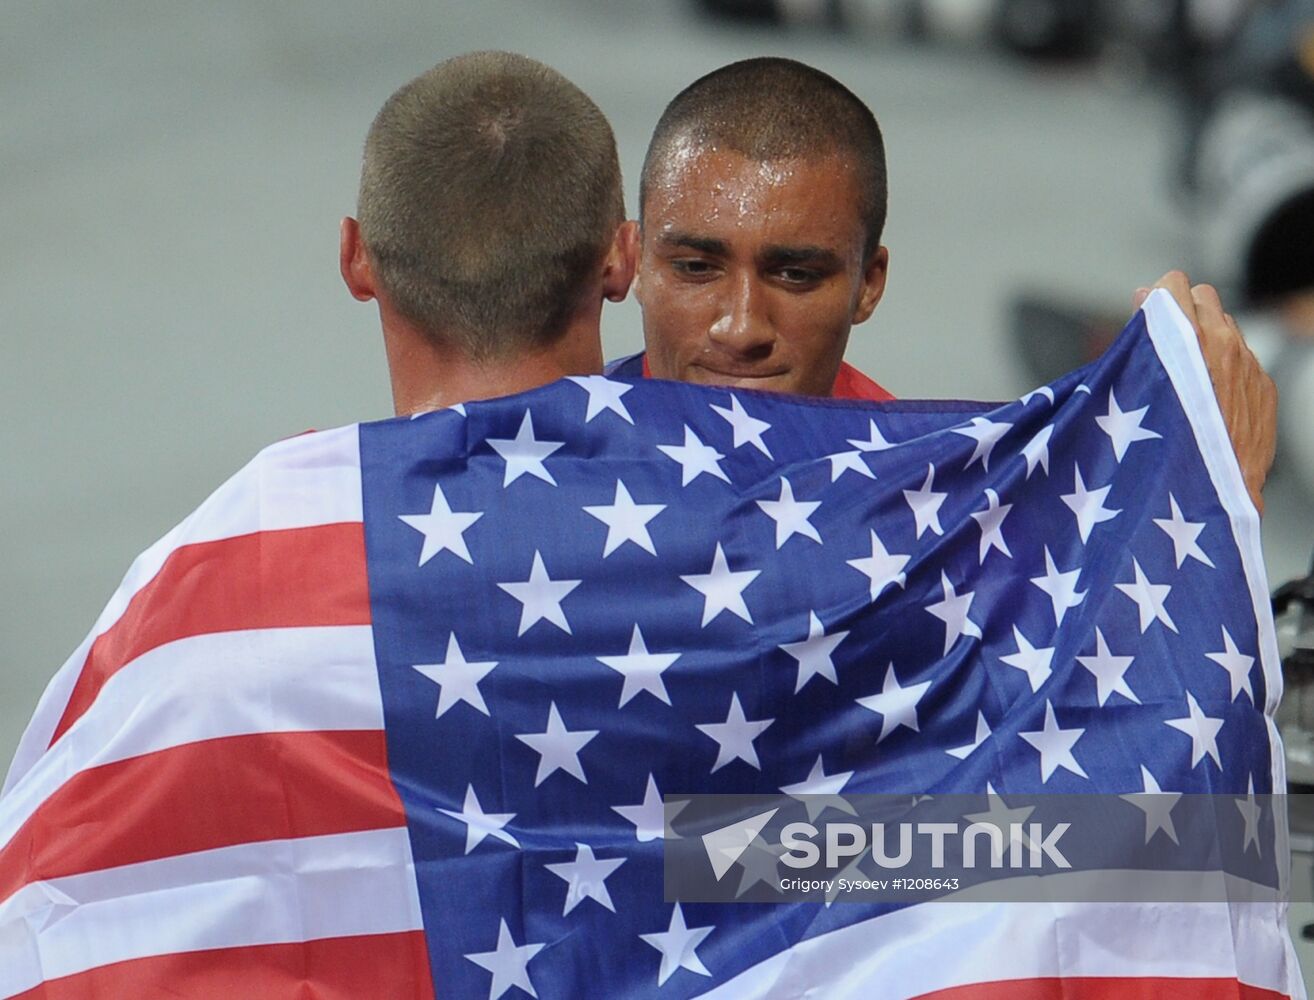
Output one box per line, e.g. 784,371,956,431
4,0,1314,965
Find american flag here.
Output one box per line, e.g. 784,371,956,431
0,290,1302,998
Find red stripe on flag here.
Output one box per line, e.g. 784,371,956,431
911,977,1289,1000
0,729,403,903
8,931,435,1000
50,523,371,747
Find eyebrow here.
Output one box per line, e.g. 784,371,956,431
656,233,844,269
760,244,843,269
656,232,729,255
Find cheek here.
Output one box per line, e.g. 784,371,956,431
778,302,851,367
643,292,704,363
779,297,848,342
646,282,714,340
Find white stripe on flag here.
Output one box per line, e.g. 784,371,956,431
2,424,364,795
695,881,1302,998
0,625,382,852
0,827,421,997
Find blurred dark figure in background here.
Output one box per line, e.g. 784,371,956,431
1012,0,1314,495
991,0,1314,497
1272,551,1314,937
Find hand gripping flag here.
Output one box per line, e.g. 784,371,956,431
0,291,1304,998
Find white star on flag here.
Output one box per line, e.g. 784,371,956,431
780,755,857,820
545,843,627,915
487,411,563,486
779,611,848,693
756,477,821,548
515,702,599,786
1061,465,1121,543
1075,383,1092,395
926,571,982,655
856,663,932,742
413,633,498,718
1154,493,1214,568
1120,766,1181,845
711,394,772,457
825,449,875,481
439,784,519,855
1165,692,1224,769
1019,701,1088,782
963,784,1037,857
947,711,992,760
612,774,687,842
497,551,581,636
1115,557,1178,633
1021,386,1056,406
731,836,790,898
953,415,1012,471
1023,424,1053,479
847,418,894,452
597,624,681,707
658,425,729,486
681,543,760,626
399,482,483,566
970,488,1013,563
696,693,774,772
567,375,634,424
583,480,665,557
1206,626,1255,703
640,904,714,987
1075,627,1139,706
464,918,544,1000
1030,546,1087,629
904,464,947,538
1096,387,1161,460
1000,626,1055,693
1237,776,1262,857
846,530,910,601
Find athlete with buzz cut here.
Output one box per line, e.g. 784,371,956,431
614,56,892,402
616,57,1277,512
341,50,635,416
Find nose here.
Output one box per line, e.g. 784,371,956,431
708,271,775,357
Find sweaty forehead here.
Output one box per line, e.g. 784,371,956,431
643,144,867,250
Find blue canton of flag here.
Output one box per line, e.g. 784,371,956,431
359,291,1293,999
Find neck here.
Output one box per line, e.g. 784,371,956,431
381,302,605,416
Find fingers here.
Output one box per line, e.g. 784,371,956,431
1189,281,1227,329
1138,271,1276,514
1151,270,1198,333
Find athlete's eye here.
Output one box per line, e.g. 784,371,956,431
672,259,715,277
776,267,820,285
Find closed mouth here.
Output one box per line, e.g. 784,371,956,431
691,364,790,385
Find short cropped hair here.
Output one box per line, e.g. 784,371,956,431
640,57,887,257
357,52,624,359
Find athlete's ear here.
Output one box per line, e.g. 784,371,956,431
603,220,639,303
852,245,889,324
340,217,377,302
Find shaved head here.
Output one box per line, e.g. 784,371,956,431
639,57,888,256
357,51,624,360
